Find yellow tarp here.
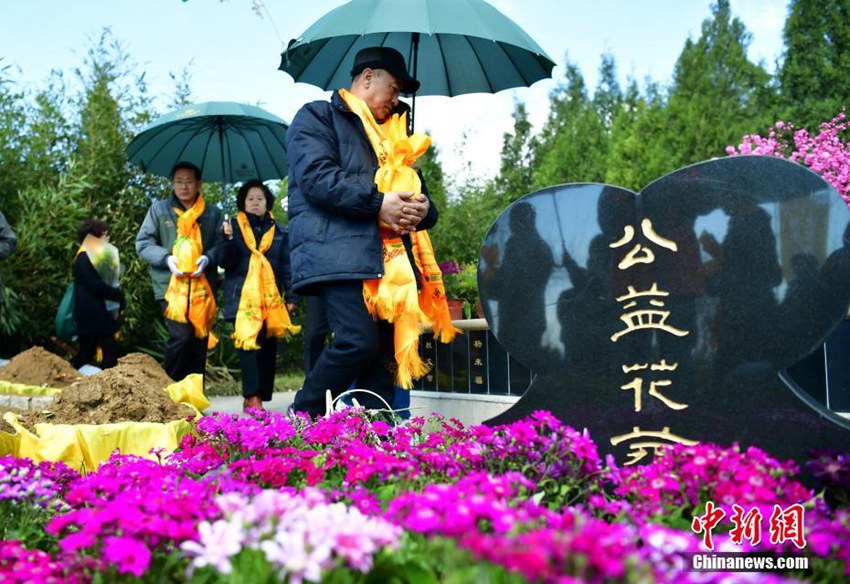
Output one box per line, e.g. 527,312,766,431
0,373,208,472
164,373,211,412
0,380,62,397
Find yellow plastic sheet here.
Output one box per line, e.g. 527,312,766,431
0,373,208,471
163,373,210,412
0,427,20,457
0,380,62,397
1,410,197,472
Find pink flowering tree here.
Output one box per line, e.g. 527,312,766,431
726,111,850,206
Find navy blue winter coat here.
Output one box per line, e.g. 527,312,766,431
73,252,125,336
286,91,437,293
219,212,296,320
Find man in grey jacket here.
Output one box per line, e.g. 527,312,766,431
0,210,18,305
135,162,223,381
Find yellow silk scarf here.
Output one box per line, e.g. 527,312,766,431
232,211,301,350
339,88,459,389
164,193,218,348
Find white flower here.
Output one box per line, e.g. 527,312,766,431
262,530,331,584
181,518,244,575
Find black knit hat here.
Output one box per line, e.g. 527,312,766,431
350,46,420,94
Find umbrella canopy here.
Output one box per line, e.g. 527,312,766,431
127,102,289,184
279,0,555,97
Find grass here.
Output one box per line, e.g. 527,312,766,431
205,372,304,397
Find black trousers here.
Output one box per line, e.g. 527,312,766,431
71,333,119,369
292,280,395,416
159,301,208,382
237,326,277,401
303,295,331,374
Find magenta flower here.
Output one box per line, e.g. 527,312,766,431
102,536,151,577
613,442,811,522
59,531,97,553
728,111,850,204
0,541,81,584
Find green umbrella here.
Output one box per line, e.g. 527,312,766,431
126,101,289,184
279,0,555,98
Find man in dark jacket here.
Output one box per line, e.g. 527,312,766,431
0,210,17,305
287,46,437,417
136,161,223,382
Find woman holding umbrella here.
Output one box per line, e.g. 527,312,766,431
221,179,301,412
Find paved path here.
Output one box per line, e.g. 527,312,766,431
203,390,517,427
206,391,296,415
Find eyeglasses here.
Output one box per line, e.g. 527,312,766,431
173,179,196,187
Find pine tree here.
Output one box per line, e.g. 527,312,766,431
606,80,670,191
662,0,777,168
74,33,134,207
494,101,537,204
0,64,28,219
779,0,850,128
532,60,608,189
593,53,623,132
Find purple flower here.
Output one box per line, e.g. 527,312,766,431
807,449,850,490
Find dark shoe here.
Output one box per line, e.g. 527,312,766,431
243,395,263,413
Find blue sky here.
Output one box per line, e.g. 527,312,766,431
2,0,787,184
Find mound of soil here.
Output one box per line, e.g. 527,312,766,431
0,346,81,388
115,352,174,389
12,354,193,430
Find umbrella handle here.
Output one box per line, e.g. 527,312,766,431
410,33,420,133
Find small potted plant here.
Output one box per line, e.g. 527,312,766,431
440,261,480,320
439,261,464,320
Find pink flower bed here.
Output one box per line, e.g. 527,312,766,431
1,406,848,583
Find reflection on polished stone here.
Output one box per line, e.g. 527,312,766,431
481,156,850,467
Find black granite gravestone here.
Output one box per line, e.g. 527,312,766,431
784,321,850,411
480,156,850,467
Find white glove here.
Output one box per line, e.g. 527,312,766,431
191,254,210,277
166,255,184,277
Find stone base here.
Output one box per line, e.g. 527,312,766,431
410,391,518,426
0,393,53,412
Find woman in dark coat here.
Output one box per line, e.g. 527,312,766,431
221,180,298,412
70,219,125,369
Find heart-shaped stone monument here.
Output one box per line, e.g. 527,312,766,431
480,156,850,466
